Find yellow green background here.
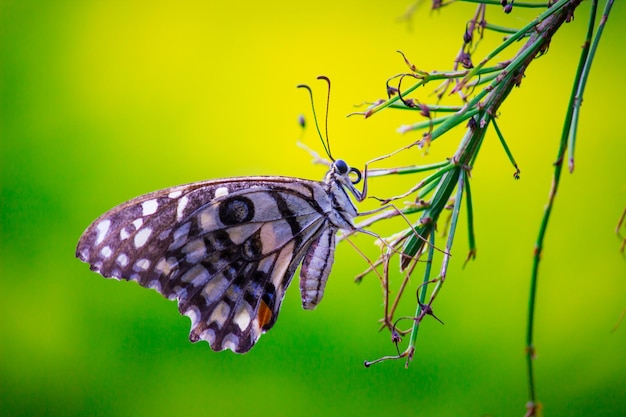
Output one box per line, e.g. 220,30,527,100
2,1,625,416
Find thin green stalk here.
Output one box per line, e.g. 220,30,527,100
464,175,477,265
484,23,526,35
416,176,444,200
415,166,458,194
525,1,596,412
397,114,463,133
567,0,596,172
367,160,452,178
440,170,466,282
387,104,463,112
468,71,500,88
492,118,521,178
425,107,481,144
408,170,466,344
405,232,436,368
526,141,568,411
569,0,613,172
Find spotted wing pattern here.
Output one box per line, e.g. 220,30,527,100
76,171,356,353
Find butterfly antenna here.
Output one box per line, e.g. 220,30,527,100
316,75,333,160
297,79,334,161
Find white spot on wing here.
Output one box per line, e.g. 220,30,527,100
116,253,129,267
215,186,229,198
176,195,189,221
120,228,130,240
132,218,143,230
134,227,153,248
95,219,111,245
100,246,112,258
200,328,216,345
234,306,252,331
134,258,150,271
142,199,159,216
209,301,231,328
168,190,182,199
184,306,201,327
222,334,240,351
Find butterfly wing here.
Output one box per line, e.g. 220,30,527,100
76,176,332,353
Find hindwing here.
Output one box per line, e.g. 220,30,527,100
76,177,333,353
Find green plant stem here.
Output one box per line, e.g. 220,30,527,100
405,232,436,368
366,160,451,178
464,175,477,264
524,1,590,412
387,104,462,112
398,114,464,133
569,0,613,172
492,118,520,177
484,23,526,35
440,170,466,282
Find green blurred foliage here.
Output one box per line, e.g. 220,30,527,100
1,1,625,416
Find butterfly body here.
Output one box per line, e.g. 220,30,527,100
76,160,363,353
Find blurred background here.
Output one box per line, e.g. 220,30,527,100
1,1,625,416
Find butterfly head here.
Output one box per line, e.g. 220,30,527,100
326,159,364,207
333,159,362,185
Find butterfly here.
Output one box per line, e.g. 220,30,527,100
76,78,368,353
76,159,365,353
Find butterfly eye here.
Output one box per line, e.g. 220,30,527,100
334,159,349,175
349,167,362,184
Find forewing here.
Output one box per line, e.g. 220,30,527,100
76,177,330,352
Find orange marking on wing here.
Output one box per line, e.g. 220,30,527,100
257,299,273,329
